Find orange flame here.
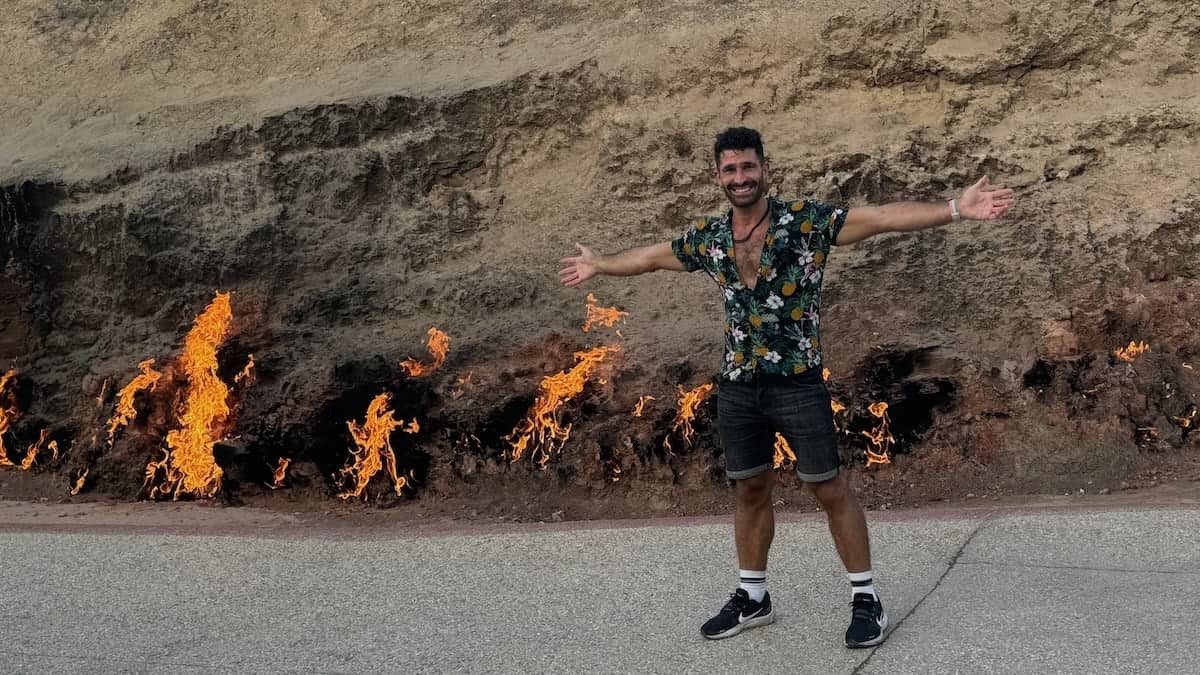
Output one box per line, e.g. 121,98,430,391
1115,341,1150,362
269,457,291,490
583,293,629,332
664,383,714,453
235,354,256,386
400,328,451,377
508,345,621,467
862,401,894,467
773,433,796,469
632,395,655,417
822,368,831,381
338,392,415,499
0,369,20,466
607,459,623,482
144,292,235,500
19,429,58,470
69,468,89,496
106,359,163,446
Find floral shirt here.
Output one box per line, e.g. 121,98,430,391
671,197,847,382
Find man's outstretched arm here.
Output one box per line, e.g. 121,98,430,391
836,176,1016,245
559,242,685,287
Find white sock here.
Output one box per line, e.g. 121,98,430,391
848,570,877,600
739,569,767,602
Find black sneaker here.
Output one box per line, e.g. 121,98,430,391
845,593,888,648
701,588,774,639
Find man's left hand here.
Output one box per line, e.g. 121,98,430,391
958,176,1016,221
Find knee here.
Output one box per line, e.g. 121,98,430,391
735,471,774,507
810,473,853,511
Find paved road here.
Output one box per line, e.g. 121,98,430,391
1,503,1198,673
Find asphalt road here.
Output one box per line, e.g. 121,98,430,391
2,504,1198,673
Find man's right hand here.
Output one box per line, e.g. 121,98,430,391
559,243,598,287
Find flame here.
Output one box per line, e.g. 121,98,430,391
235,354,256,386
144,292,235,500
20,429,58,470
583,293,629,332
106,359,164,446
0,369,20,466
632,395,655,417
664,383,714,453
400,328,451,377
269,457,291,489
338,392,416,499
773,433,796,469
507,345,621,467
607,459,623,482
1115,341,1150,362
69,468,89,496
1172,407,1197,430
822,368,831,381
862,401,894,467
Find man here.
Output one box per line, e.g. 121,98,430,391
559,127,1015,646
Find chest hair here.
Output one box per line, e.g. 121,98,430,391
733,229,769,290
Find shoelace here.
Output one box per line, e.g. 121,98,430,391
850,598,877,622
722,593,751,614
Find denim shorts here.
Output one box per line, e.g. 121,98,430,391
717,369,841,482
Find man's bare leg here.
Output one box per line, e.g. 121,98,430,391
809,471,870,571
811,471,888,647
735,470,776,569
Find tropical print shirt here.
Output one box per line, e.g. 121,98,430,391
671,196,847,382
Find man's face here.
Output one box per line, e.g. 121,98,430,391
715,148,768,208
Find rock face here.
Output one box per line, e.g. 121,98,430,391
0,0,1197,505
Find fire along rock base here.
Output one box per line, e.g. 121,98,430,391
0,0,1198,514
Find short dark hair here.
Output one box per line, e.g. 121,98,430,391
713,127,764,164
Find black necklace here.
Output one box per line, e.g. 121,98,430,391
732,203,771,244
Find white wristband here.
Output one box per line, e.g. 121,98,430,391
949,198,961,222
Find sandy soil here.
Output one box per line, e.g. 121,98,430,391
0,0,1197,519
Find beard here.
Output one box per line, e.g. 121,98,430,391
722,180,766,207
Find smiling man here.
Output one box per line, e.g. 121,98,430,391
559,127,1015,647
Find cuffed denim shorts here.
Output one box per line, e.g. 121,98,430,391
717,369,841,482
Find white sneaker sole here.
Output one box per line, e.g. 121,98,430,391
703,609,776,640
845,610,889,648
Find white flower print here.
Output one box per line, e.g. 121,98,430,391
764,268,778,282
797,249,815,265
730,326,747,342
765,294,784,310
803,266,822,284
795,337,812,350
724,288,735,301
778,213,794,226
764,351,782,363
708,246,727,262
804,309,820,326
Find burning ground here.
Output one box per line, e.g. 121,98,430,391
0,0,1199,518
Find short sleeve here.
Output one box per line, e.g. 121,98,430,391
806,200,849,245
670,218,710,272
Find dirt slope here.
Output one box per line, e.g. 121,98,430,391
1,0,1197,515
